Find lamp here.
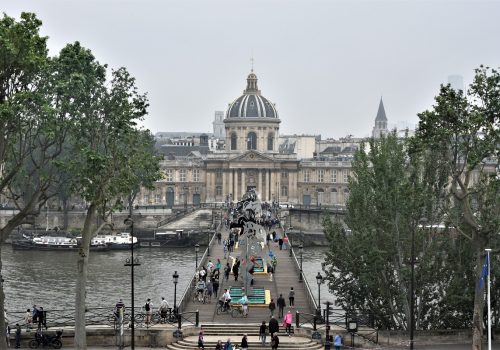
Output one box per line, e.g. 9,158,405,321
195,244,200,270
299,244,303,282
173,271,179,314
316,272,323,314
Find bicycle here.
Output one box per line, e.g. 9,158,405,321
107,311,131,329
231,304,246,318
216,300,234,315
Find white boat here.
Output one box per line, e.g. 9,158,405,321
91,232,139,250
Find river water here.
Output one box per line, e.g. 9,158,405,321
2,245,335,313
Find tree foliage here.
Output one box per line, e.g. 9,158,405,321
414,66,500,349
323,131,477,330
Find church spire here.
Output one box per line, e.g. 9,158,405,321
375,97,387,122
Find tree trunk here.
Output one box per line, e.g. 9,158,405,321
472,237,486,350
74,204,97,349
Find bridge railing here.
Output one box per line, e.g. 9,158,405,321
176,227,218,314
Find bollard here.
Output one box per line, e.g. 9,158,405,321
195,310,199,327
296,311,300,328
313,315,317,331
177,313,181,330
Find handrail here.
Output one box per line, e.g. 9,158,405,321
176,225,218,313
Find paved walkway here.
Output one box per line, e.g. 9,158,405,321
181,220,316,324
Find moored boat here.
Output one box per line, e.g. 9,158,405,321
91,232,139,250
12,235,109,251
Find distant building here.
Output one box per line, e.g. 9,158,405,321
372,97,389,138
141,71,392,208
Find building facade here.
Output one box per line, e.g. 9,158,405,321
143,71,357,208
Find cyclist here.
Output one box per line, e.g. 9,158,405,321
236,293,249,317
222,289,231,311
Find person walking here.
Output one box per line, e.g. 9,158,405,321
271,333,279,350
268,298,276,318
215,340,223,350
334,334,343,350
37,306,46,330
197,330,205,349
14,323,21,348
277,294,286,318
223,338,234,350
288,287,295,308
240,334,249,350
212,278,220,297
269,316,279,337
24,308,32,332
283,310,293,336
224,263,231,280
233,259,240,281
259,321,267,345
159,297,170,322
144,298,153,326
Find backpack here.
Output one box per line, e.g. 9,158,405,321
145,302,150,311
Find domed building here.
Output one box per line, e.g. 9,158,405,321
224,71,280,153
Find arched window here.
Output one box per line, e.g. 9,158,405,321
231,132,237,150
267,132,274,151
247,132,257,150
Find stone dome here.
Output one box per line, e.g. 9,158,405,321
226,71,278,119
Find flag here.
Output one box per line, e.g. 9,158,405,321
479,255,489,291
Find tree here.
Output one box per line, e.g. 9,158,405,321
323,131,456,330
57,52,162,347
414,66,500,349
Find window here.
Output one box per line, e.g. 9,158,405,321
165,169,173,182
331,188,338,204
216,169,222,179
343,169,349,183
155,193,161,203
281,185,288,197
304,169,311,182
318,169,325,183
267,132,274,151
331,169,337,183
247,132,257,150
193,169,200,182
231,132,237,150
281,171,288,178
216,186,222,196
179,169,187,182
343,188,350,203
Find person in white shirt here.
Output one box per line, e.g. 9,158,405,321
222,289,232,311
159,297,170,321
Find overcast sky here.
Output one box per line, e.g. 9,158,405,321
4,0,500,139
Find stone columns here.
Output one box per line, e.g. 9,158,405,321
222,170,227,198
241,170,246,195
258,170,263,200
229,169,233,199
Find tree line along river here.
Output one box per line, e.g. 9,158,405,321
2,245,335,315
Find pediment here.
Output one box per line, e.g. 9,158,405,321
230,151,274,162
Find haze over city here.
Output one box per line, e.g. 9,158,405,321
4,0,500,138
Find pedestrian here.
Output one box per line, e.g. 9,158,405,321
268,298,276,318
115,298,125,322
224,263,230,280
216,258,222,272
334,334,343,350
25,308,32,331
278,237,283,250
217,232,222,244
159,297,170,322
206,279,213,303
223,240,228,259
240,334,249,350
223,338,234,350
271,256,277,273
268,316,279,337
271,333,279,350
144,298,153,325
37,306,46,330
277,294,286,318
283,310,293,336
232,259,239,281
288,287,295,308
14,323,21,348
32,305,39,324
259,321,267,345
282,235,289,250
215,339,223,350
198,331,205,349
212,278,220,297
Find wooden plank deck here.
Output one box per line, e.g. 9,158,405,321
181,224,315,325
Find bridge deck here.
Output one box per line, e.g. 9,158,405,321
181,225,315,324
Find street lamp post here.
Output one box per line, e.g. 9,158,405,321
124,210,140,350
173,271,179,314
299,244,303,282
316,272,323,317
207,229,211,256
410,225,415,350
195,244,199,270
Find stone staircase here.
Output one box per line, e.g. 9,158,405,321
166,324,323,350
